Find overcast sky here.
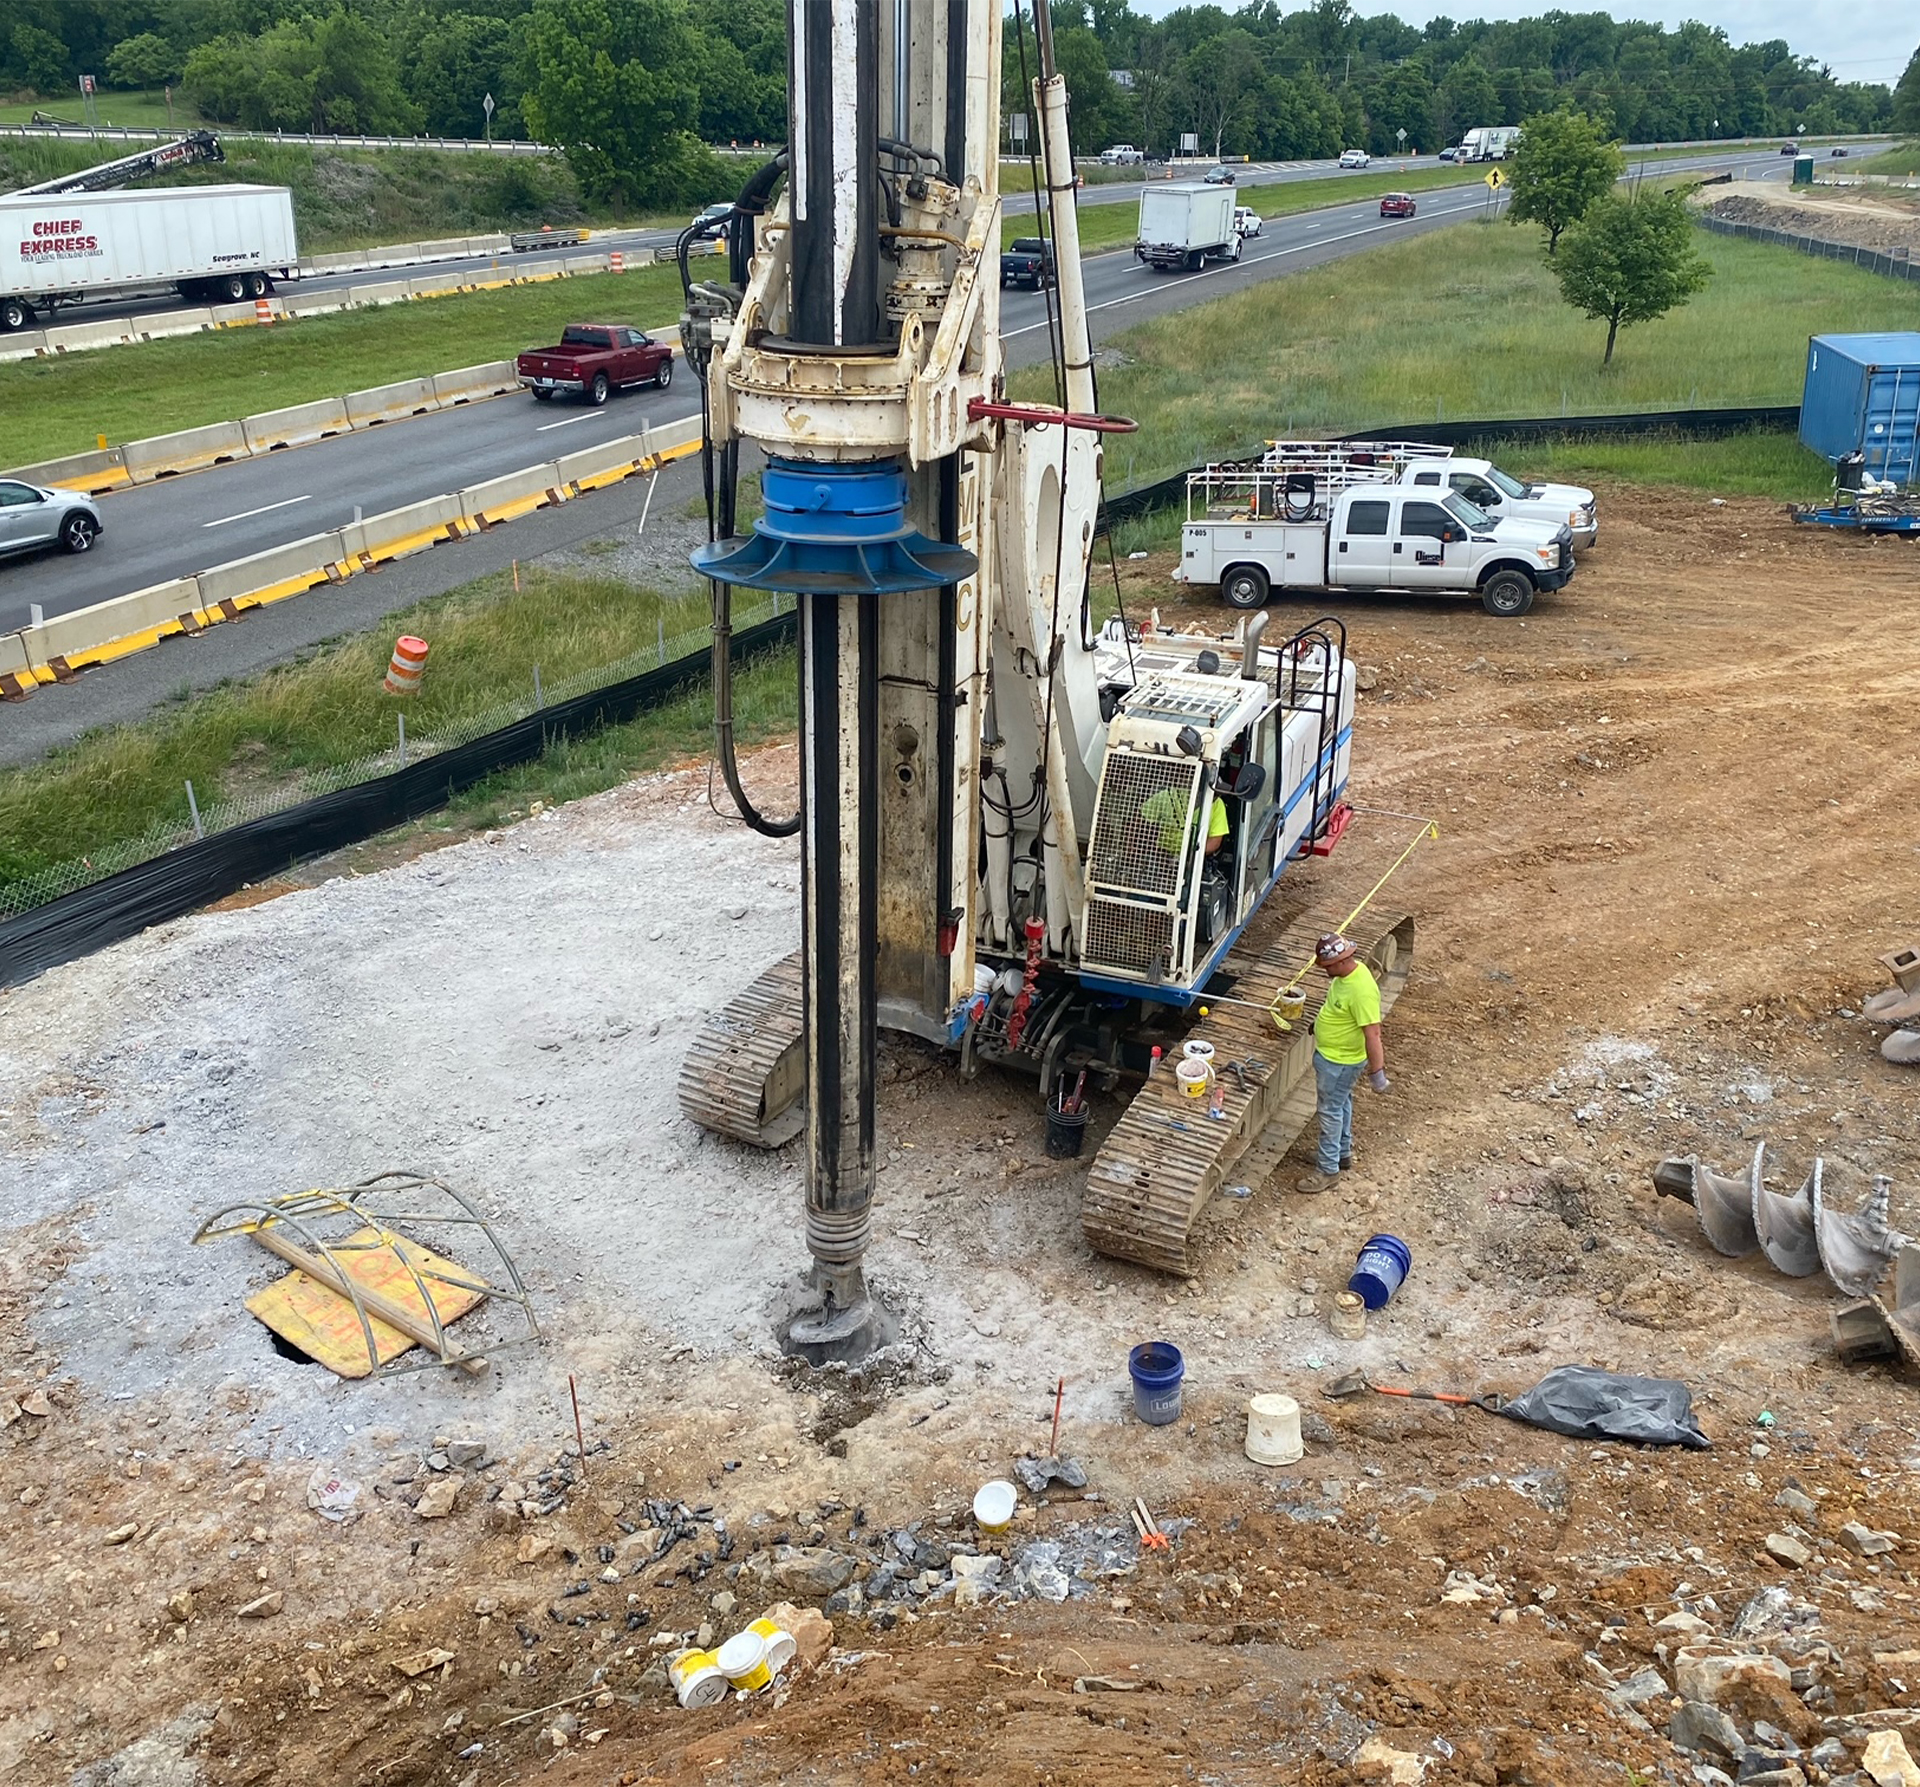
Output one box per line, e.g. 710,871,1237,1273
1133,3,1913,88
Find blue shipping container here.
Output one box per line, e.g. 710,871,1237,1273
1800,332,1920,485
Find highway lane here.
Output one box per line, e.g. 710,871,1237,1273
0,140,1843,637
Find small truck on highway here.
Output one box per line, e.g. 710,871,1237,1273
1177,442,1575,617
516,323,674,405
1135,184,1241,271
1000,237,1056,289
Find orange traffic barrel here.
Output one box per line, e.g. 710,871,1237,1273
384,636,429,694
254,296,272,324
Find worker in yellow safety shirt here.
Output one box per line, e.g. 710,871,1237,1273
1140,785,1230,858
1298,931,1388,1192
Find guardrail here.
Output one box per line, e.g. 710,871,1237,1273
0,418,702,699
0,242,673,366
0,122,551,154
1695,211,1920,283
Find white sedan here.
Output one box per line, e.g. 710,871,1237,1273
1233,206,1262,237
1338,148,1370,168
0,478,102,560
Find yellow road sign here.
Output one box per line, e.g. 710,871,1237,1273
1484,168,1505,190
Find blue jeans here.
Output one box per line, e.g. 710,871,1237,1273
1313,1052,1364,1173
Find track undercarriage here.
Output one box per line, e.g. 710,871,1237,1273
676,902,1414,1274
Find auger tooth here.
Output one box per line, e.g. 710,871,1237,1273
1813,1173,1910,1299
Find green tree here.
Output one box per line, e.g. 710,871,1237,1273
106,32,180,90
521,0,713,208
1553,188,1712,366
1893,44,1920,136
10,23,70,92
1435,54,1497,148
1507,108,1624,255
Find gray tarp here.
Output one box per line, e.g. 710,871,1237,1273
1498,1364,1711,1449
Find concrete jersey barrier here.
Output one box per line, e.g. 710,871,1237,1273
242,398,352,454
121,420,252,482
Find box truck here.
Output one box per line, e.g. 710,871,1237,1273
1458,127,1518,163
0,184,299,331
1134,184,1240,272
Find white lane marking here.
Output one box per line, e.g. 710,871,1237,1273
202,494,312,529
536,412,593,432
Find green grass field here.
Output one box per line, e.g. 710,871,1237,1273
1053,217,1906,501
1852,141,1920,177
1,265,684,468
0,91,207,129
0,564,795,894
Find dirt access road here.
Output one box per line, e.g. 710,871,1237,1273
2,487,1918,1786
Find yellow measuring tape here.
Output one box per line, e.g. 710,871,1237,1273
1268,811,1439,1032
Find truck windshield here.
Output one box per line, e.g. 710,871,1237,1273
1443,492,1492,529
1484,464,1529,499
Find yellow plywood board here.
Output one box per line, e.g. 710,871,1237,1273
245,1227,486,1378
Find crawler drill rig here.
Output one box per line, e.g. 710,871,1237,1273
679,0,1412,1353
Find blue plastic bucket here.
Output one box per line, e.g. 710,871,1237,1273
1348,1233,1412,1310
1128,1341,1186,1425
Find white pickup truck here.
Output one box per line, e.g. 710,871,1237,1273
1177,458,1575,617
1395,456,1597,549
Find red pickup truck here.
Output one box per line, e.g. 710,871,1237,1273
516,324,674,406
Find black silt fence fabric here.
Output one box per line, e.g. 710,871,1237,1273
1099,404,1803,526
0,612,797,989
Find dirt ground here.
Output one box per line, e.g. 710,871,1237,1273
3,485,1920,1787
1701,181,1920,253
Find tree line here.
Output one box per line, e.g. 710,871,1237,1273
0,3,1911,207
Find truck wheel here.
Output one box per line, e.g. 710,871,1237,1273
245,272,269,298
1480,569,1535,617
655,359,673,389
589,372,610,406
1184,251,1201,272
220,274,248,303
59,513,99,554
532,388,554,402
1221,565,1270,611
0,297,30,332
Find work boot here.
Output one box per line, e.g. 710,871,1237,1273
1339,1154,1353,1171
1296,1171,1340,1195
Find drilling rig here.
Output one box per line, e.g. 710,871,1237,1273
676,0,1414,1355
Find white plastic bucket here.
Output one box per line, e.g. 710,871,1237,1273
668,1648,728,1708
1245,1392,1304,1466
715,1628,772,1692
1182,1039,1216,1065
1176,1059,1211,1100
749,1618,796,1673
973,1478,1017,1533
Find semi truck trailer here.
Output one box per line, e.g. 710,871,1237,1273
0,184,298,331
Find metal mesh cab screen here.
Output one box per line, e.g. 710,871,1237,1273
1084,897,1178,982
1088,753,1199,899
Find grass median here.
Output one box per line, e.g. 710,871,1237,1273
0,563,796,902
1,264,686,469
1049,216,1906,501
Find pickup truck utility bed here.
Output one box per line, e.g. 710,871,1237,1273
1178,448,1574,617
516,323,674,405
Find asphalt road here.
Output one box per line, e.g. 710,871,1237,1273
0,140,1849,762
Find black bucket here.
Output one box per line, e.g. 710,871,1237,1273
1044,1104,1089,1159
